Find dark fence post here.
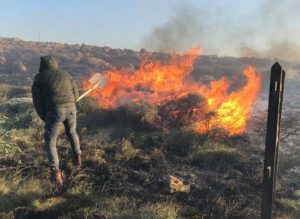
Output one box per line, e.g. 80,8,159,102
261,62,285,219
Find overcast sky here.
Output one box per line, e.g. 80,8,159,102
1,0,300,59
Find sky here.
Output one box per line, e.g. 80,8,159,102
1,0,300,60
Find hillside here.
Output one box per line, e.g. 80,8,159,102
1,37,300,218
1,37,299,89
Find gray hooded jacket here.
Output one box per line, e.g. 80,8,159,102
32,56,79,120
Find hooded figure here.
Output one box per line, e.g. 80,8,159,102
32,56,79,119
32,56,81,186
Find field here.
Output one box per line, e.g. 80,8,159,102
0,83,299,219
1,38,300,219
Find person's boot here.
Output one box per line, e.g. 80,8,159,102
51,169,63,187
74,154,82,167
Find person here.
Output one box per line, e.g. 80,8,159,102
32,56,81,186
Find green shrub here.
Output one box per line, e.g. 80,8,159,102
164,130,207,156
0,129,22,155
190,142,249,172
130,132,164,152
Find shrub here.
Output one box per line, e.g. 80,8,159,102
0,130,22,155
0,84,31,100
164,129,207,156
7,86,31,98
190,142,249,172
76,96,100,114
158,93,210,129
130,132,164,152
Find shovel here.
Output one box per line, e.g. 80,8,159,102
77,73,108,102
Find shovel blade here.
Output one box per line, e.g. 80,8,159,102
88,73,108,89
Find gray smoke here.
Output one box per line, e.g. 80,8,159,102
141,0,300,62
285,68,299,80
141,4,205,52
238,0,300,62
240,41,300,63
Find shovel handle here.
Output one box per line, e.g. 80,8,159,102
77,88,93,102
76,80,102,102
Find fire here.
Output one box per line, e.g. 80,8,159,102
84,47,261,135
195,66,261,135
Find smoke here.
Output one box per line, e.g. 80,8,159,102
285,68,299,80
141,0,300,62
141,4,205,52
240,41,300,62
238,0,300,62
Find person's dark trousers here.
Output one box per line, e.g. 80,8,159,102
44,103,81,171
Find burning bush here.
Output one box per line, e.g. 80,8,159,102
158,93,212,129
84,47,261,136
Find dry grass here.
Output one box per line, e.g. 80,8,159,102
0,83,281,218
190,143,249,170
0,176,48,212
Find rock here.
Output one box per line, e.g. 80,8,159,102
167,175,190,193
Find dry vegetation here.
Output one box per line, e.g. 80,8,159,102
0,83,298,219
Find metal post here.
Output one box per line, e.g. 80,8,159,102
261,62,285,219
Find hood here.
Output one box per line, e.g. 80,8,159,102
39,56,58,72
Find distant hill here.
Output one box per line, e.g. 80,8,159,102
0,37,299,91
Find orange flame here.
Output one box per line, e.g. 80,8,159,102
84,47,261,135
195,66,261,135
